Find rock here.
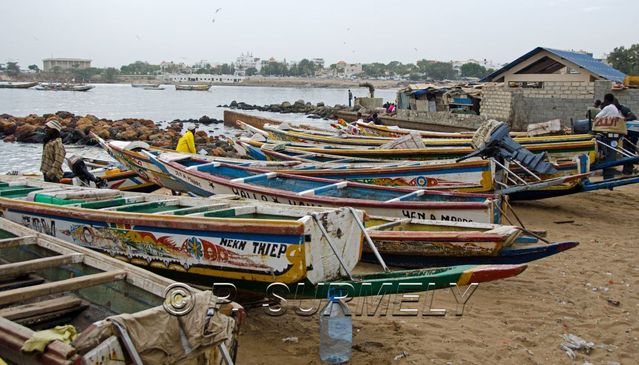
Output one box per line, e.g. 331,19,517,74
294,99,305,106
55,111,74,119
230,100,238,108
210,147,226,157
3,135,16,142
115,130,137,140
316,102,325,107
14,124,38,142
281,101,291,108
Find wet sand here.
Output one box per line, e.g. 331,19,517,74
237,184,639,364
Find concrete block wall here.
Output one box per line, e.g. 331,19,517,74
594,80,639,115
480,86,513,121
395,109,486,130
481,81,596,130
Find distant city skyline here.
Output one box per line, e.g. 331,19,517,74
1,0,637,68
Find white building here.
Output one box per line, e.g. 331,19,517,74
42,58,91,72
166,73,244,83
334,61,362,78
235,52,262,75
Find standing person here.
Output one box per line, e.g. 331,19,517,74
40,119,66,183
348,89,353,108
176,125,197,154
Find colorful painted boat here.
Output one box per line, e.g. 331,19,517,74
363,216,578,267
35,83,94,91
238,138,597,164
249,121,594,148
0,177,527,297
346,120,527,139
150,152,506,223
0,217,241,365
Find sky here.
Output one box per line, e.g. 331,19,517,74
2,0,638,68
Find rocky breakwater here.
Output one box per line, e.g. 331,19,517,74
0,112,238,157
220,100,348,119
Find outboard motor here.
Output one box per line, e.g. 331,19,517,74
457,120,558,175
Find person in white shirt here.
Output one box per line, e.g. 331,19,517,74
596,93,623,118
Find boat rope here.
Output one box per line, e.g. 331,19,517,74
311,213,354,281
496,201,551,244
347,207,390,272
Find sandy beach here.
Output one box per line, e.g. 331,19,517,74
237,184,639,364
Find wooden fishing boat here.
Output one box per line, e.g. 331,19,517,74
238,138,598,164
346,120,529,139
363,216,578,267
175,84,211,91
246,121,594,148
149,152,506,223
0,177,364,290
98,136,493,192
0,81,38,89
144,86,165,90
0,217,241,365
35,83,94,92
0,177,527,298
131,83,160,88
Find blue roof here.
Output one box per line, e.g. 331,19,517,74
482,47,626,83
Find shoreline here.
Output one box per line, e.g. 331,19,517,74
1,76,404,90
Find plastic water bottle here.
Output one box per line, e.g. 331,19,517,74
319,290,352,363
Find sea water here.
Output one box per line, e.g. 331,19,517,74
0,83,397,172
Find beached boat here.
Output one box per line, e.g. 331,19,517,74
149,152,506,223
0,177,527,298
363,216,578,267
245,121,594,148
238,138,597,164
144,86,165,90
131,83,160,88
0,217,241,365
0,177,364,290
175,84,212,91
0,81,38,89
35,83,94,92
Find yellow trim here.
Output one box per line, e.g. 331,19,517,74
457,270,474,285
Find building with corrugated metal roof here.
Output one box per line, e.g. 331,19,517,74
479,47,629,130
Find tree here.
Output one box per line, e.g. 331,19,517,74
120,61,161,75
460,62,488,78
362,63,387,78
416,60,457,80
245,67,258,76
28,64,40,73
102,67,119,83
297,59,316,77
607,44,639,75
6,62,20,77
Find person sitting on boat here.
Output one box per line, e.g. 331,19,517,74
176,125,197,154
65,154,107,188
367,113,383,125
40,119,66,183
594,94,627,180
